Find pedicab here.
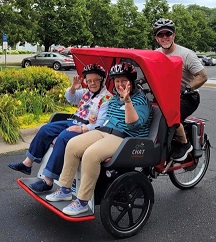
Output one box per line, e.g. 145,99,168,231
17,48,211,238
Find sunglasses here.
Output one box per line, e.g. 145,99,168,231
156,31,173,38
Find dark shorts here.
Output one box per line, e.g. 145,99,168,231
180,92,200,121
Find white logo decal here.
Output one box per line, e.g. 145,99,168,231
132,143,145,156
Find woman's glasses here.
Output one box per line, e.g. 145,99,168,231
156,31,173,38
86,78,101,84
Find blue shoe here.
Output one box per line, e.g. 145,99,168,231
62,199,88,216
46,188,72,202
7,162,31,175
29,179,53,193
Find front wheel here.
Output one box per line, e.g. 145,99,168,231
53,62,61,70
24,60,31,68
169,134,210,190
100,171,154,239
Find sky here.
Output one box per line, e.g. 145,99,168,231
111,0,216,11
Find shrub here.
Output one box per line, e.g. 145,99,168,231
0,50,32,55
0,68,34,93
14,89,65,117
0,67,73,144
0,94,22,144
0,66,70,97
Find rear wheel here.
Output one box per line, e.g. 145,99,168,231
100,171,154,238
169,134,210,190
53,62,61,70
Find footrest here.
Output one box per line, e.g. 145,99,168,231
17,177,95,222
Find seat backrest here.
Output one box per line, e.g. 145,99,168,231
103,104,166,168
147,105,162,143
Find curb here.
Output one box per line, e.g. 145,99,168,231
203,79,216,88
0,125,42,155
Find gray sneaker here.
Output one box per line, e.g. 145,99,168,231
46,188,72,202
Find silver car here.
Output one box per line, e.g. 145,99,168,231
21,52,75,70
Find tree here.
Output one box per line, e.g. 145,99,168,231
30,0,92,51
86,0,123,47
170,4,214,52
0,0,215,52
128,12,151,49
208,11,216,51
169,4,199,51
114,0,150,49
2,0,92,51
0,0,36,48
142,0,169,49
187,5,216,51
53,0,93,47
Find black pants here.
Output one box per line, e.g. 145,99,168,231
180,92,200,122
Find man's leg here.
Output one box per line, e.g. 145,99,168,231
171,123,193,162
171,93,200,162
175,123,187,143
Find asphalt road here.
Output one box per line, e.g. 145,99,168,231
0,87,216,242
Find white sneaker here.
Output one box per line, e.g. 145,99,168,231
46,189,72,202
62,199,88,216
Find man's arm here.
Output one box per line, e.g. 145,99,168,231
190,69,208,91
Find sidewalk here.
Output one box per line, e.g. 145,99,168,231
0,125,42,155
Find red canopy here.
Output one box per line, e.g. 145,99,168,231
71,47,182,127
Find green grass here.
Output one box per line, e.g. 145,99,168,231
1,66,22,70
18,106,76,129
0,62,21,70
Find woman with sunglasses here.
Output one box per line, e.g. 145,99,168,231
153,18,208,162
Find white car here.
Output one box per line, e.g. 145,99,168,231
197,55,212,66
210,56,216,66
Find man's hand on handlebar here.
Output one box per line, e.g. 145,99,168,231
181,84,192,95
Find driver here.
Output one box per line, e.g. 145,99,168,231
45,62,153,216
153,18,208,162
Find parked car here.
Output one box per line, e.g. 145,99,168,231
208,55,216,66
59,47,73,58
197,55,213,66
51,46,65,52
21,52,75,70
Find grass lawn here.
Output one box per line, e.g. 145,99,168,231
0,62,21,70
18,106,77,129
